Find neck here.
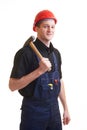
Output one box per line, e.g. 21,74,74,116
37,37,50,47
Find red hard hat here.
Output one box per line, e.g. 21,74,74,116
33,10,57,31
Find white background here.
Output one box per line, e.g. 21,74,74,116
0,0,87,130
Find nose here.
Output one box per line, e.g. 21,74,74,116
47,26,52,31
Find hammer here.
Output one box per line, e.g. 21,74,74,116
24,36,51,71
24,36,43,60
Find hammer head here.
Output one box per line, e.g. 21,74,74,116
23,36,35,47
28,36,35,43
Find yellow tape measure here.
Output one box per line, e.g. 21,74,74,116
48,83,53,90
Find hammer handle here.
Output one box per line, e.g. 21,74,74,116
29,41,43,60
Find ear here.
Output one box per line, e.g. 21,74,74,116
34,26,38,32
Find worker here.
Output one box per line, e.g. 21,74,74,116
9,9,70,130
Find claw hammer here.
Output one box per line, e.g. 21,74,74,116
24,36,43,60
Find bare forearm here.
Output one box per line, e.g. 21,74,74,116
9,57,52,91
59,79,71,125
9,67,43,91
59,80,68,111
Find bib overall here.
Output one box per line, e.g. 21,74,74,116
20,52,62,130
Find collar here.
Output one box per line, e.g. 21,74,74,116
34,38,54,53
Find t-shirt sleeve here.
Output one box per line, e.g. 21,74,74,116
54,49,62,79
58,52,62,79
10,49,29,78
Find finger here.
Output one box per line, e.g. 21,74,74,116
63,117,70,125
48,67,51,72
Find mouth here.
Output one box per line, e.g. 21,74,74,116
47,33,53,36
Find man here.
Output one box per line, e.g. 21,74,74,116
9,10,70,130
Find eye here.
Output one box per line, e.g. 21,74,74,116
51,26,55,29
43,25,49,28
43,25,55,29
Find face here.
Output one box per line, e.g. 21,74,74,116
35,19,56,46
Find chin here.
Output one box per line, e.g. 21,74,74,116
47,37,53,41
47,35,53,39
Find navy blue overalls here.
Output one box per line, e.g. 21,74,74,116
20,52,62,130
